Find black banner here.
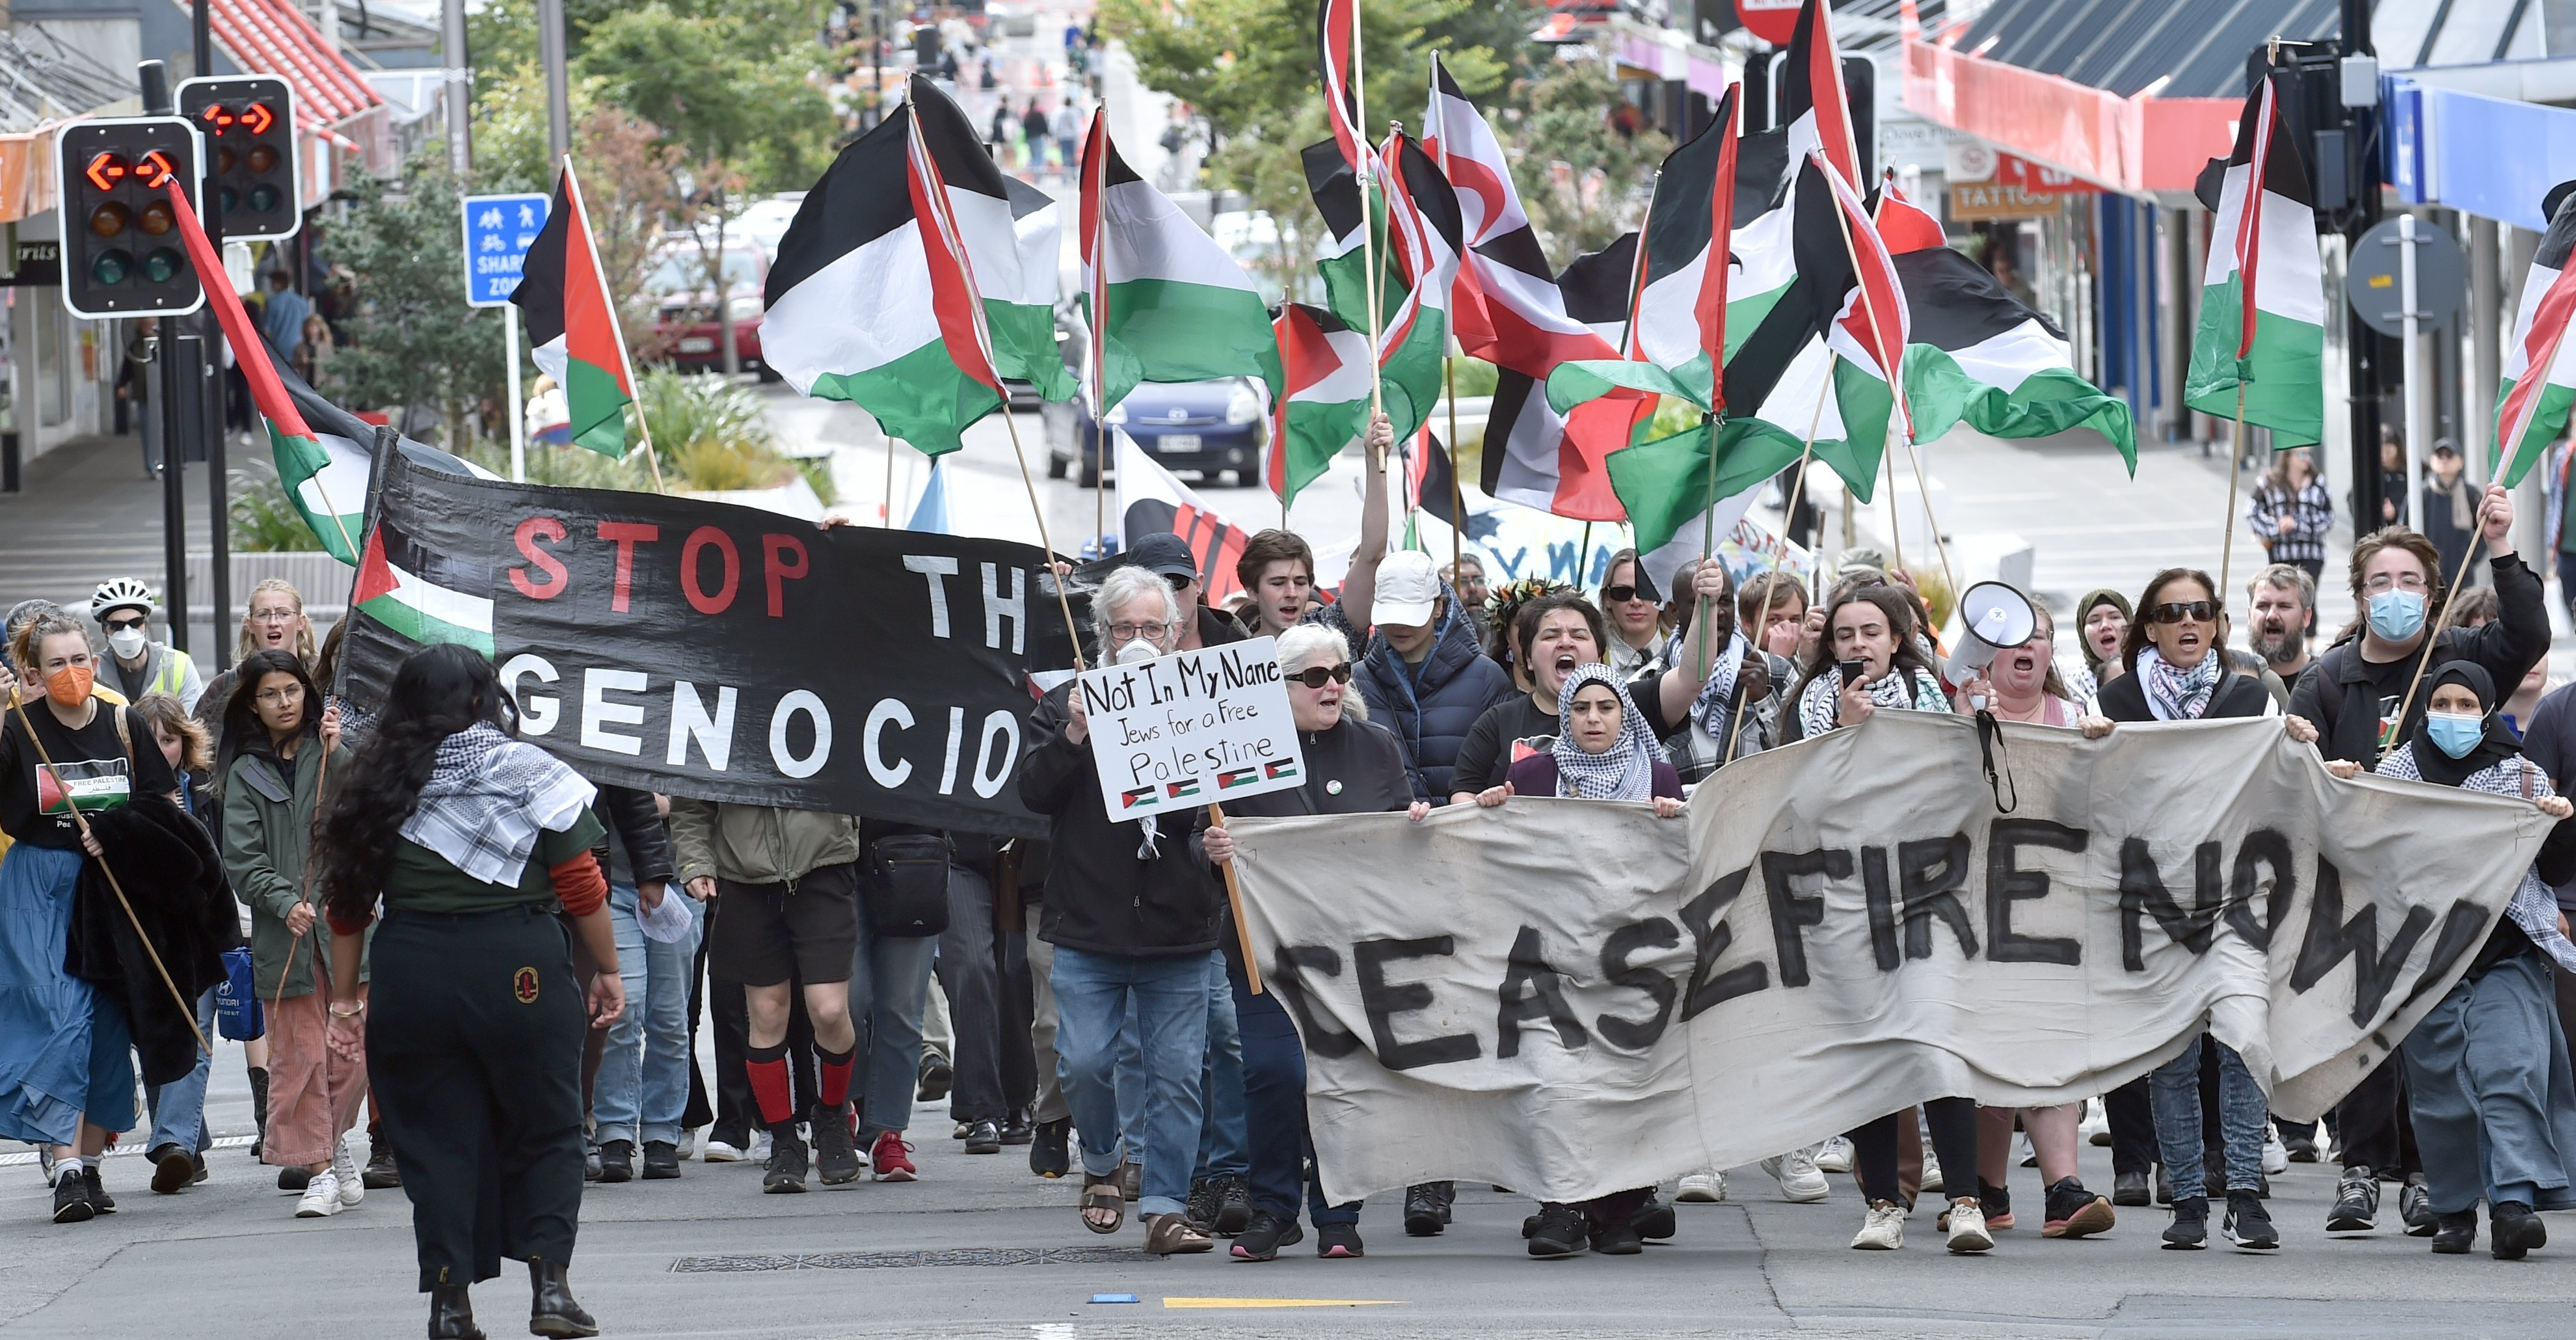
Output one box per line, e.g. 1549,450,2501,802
341,449,1075,835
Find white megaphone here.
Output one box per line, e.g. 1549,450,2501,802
1944,581,2039,709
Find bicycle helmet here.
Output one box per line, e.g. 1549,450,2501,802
89,577,157,623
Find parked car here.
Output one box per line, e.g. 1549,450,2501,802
1050,375,1268,489
647,242,775,379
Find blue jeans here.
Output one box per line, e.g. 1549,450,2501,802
1052,946,1209,1218
2150,1032,2267,1200
1194,950,1247,1183
1235,962,1358,1225
143,989,220,1154
593,883,702,1147
846,915,936,1139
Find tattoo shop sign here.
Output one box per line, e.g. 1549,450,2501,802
1226,714,2551,1205
337,448,1071,835
1078,637,1304,820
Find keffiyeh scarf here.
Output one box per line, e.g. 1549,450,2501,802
1797,665,1946,738
2374,746,2576,974
1551,663,1665,801
2138,645,2221,722
400,723,598,886
1669,628,1752,741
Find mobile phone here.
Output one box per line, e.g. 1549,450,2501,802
1838,659,1868,689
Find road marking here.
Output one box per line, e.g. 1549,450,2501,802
1162,1298,1401,1309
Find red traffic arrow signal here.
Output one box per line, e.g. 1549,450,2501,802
198,104,235,134
83,152,127,191
137,150,179,189
241,102,276,136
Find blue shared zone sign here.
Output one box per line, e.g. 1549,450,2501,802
461,191,552,308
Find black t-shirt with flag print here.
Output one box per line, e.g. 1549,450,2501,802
0,700,177,850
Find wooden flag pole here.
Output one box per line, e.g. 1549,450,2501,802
1822,164,1956,595
6,690,211,1056
2218,384,2249,602
884,436,898,528
2387,495,2502,752
997,405,1089,673
1726,355,1838,766
1445,354,1462,581
1207,801,1261,995
1883,435,1905,577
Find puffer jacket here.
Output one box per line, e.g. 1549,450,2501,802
1352,598,1513,803
667,798,861,887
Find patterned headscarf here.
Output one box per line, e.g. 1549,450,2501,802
1550,663,1665,800
2137,645,2221,721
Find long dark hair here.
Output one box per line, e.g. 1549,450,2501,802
1786,584,1940,723
217,649,319,784
316,644,512,928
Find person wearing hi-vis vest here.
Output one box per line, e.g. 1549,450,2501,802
88,578,204,714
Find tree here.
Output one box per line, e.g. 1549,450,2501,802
1508,61,1669,260
323,158,507,455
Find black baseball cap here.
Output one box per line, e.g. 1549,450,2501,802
1123,532,1200,583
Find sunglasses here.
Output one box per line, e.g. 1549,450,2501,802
2147,600,2220,624
1289,663,1354,689
1602,585,1650,604
103,616,146,632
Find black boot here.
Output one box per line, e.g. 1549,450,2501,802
1029,1118,1071,1178
247,1066,269,1160
426,1284,485,1340
528,1260,598,1339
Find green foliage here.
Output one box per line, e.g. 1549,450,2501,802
577,2,833,196
227,459,324,553
455,438,649,490
633,369,811,495
1444,355,1498,399
1510,62,1669,260
322,158,507,455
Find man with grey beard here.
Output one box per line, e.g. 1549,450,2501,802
2246,563,2318,708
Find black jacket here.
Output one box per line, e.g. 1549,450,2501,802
1352,602,1513,803
2094,667,2274,723
590,783,675,889
2286,553,2548,764
1019,682,1220,957
68,794,241,1087
1218,716,1412,820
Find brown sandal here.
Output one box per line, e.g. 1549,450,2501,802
1080,1173,1125,1235
1145,1211,1214,1255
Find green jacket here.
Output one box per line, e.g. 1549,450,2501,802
222,740,364,999
667,798,860,887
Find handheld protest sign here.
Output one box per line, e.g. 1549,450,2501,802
1075,637,1305,821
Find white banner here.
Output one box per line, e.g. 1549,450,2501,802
1228,714,2549,1205
1079,637,1304,820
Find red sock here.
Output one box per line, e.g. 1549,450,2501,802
746,1044,794,1129
818,1045,855,1110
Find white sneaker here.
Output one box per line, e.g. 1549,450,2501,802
1945,1199,1993,1253
676,1129,699,1161
1850,1199,1905,1250
2017,1132,2039,1168
2080,1097,2113,1147
330,1140,364,1207
1675,1171,1727,1203
2261,1124,2289,1176
1762,1146,1831,1203
1815,1135,1855,1173
1919,1147,1945,1195
751,1130,773,1162
294,1170,344,1218
703,1137,744,1163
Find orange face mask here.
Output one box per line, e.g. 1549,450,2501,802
44,664,94,709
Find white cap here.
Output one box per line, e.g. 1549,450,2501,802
1374,551,1440,627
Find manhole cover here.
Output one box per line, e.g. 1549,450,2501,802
673,1246,1154,1272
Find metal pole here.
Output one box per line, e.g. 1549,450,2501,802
159,336,189,658
539,0,570,166
2399,213,2421,529
505,306,526,481
2468,215,2501,485
442,0,474,179
200,327,229,674
192,0,211,76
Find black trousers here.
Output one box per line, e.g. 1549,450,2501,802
703,893,818,1138
2106,1077,2157,1176
369,905,586,1292
936,862,1034,1123
1853,1098,1979,1207
2333,1055,2420,1177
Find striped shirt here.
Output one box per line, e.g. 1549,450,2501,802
2248,480,2333,565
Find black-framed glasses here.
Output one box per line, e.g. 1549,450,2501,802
1602,585,1648,604
2147,600,2220,624
1289,663,1354,689
103,616,146,632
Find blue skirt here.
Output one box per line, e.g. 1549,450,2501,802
0,841,129,1145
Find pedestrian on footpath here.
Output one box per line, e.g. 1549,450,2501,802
0,612,178,1225
219,650,367,1218
89,579,202,712
315,643,622,1340
2247,449,2332,585
1019,565,1223,1256
2328,660,2576,1259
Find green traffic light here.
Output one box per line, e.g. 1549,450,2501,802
92,249,133,286
220,187,239,214
246,183,280,214
141,248,182,284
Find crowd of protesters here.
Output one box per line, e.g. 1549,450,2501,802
7,410,2576,1337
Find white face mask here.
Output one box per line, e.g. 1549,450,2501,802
106,627,148,660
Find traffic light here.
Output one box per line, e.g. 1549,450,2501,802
176,75,301,242
53,116,204,319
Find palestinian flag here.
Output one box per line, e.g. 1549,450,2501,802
1373,129,1464,444
1425,53,1618,379
2184,70,2326,446
2495,183,2576,487
160,180,491,562
1875,183,2137,468
1079,115,1283,416
1614,109,1807,420
762,76,1073,456
1268,302,1374,507
1782,0,1866,189
512,163,637,459
1483,235,1654,522
1317,0,1370,178
1789,150,1912,493
1607,415,1809,598
351,517,495,656
1118,429,1252,604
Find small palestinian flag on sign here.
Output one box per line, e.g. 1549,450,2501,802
1164,779,1203,800
1119,783,1158,811
512,162,639,459
352,518,495,656
1262,758,1298,781
1216,766,1263,790
2496,182,2576,487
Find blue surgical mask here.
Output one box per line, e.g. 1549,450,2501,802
2426,710,2486,759
2367,589,2427,641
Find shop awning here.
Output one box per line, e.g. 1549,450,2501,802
1901,37,2236,199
